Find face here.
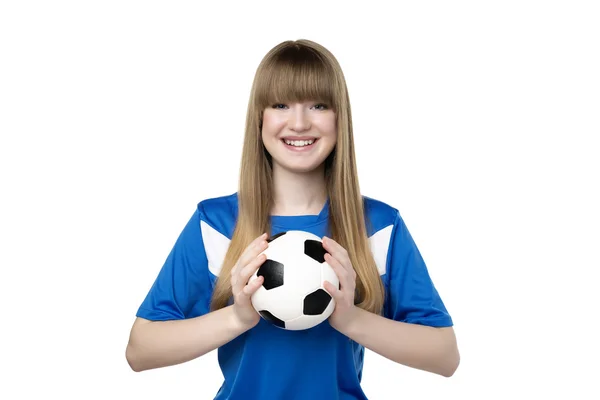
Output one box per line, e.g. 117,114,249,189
261,100,337,174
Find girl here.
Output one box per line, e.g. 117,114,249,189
126,39,460,399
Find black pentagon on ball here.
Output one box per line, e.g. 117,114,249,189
303,288,332,315
257,259,284,290
258,310,285,328
267,231,287,242
304,240,326,263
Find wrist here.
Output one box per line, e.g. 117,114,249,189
228,305,258,333
332,305,361,336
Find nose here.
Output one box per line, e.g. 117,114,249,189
288,105,311,132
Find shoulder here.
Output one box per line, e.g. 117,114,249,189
196,192,239,240
361,196,403,276
194,193,238,277
197,192,239,218
362,195,401,236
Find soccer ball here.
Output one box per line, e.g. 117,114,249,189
249,230,340,330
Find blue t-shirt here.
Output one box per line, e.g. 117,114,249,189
136,193,453,399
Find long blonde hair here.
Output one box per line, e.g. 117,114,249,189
210,39,385,315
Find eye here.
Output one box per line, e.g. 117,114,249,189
271,103,328,110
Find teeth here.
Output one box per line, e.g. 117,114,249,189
284,139,315,147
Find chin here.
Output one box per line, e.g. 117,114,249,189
279,161,325,174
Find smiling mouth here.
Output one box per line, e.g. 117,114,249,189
281,138,318,147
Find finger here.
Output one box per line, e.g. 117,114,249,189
325,252,349,282
236,245,266,284
231,261,239,277
253,232,268,245
323,280,343,301
322,237,351,269
242,233,268,258
232,235,266,291
235,275,264,307
242,275,264,296
239,253,267,283
238,235,268,269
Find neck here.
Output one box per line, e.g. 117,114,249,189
271,165,328,216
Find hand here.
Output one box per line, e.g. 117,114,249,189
230,233,268,330
322,236,359,333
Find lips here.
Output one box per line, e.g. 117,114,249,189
281,136,318,141
281,138,318,150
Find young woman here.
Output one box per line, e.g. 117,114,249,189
126,39,460,399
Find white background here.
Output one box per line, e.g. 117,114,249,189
1,1,599,399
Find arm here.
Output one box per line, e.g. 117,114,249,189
125,207,215,372
322,210,460,377
126,305,252,372
334,306,459,377
126,206,269,372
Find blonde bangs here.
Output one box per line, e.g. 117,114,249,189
254,45,339,112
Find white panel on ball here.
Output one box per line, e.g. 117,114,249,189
285,312,332,331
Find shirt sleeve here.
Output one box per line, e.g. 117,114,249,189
384,212,453,327
136,207,213,321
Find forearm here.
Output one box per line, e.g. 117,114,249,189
338,307,460,377
126,305,250,372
